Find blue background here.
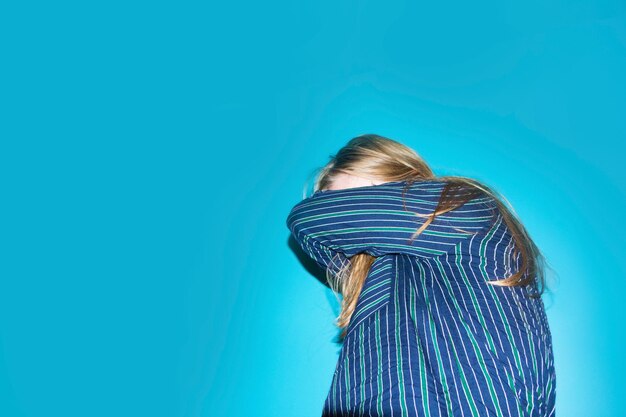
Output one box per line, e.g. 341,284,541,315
1,1,625,416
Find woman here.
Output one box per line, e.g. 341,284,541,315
286,134,556,417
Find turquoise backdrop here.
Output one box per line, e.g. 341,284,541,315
1,1,625,416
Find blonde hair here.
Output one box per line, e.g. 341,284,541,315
308,134,549,340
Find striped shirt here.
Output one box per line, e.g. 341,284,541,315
286,179,556,417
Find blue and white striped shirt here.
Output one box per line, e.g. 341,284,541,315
286,179,556,417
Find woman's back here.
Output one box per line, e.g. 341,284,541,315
286,179,555,417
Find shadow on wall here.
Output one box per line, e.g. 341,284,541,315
287,234,330,287
287,234,345,345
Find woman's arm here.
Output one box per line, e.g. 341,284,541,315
286,180,497,267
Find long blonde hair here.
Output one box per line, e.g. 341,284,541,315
309,134,548,340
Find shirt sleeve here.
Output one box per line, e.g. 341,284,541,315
286,180,498,266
